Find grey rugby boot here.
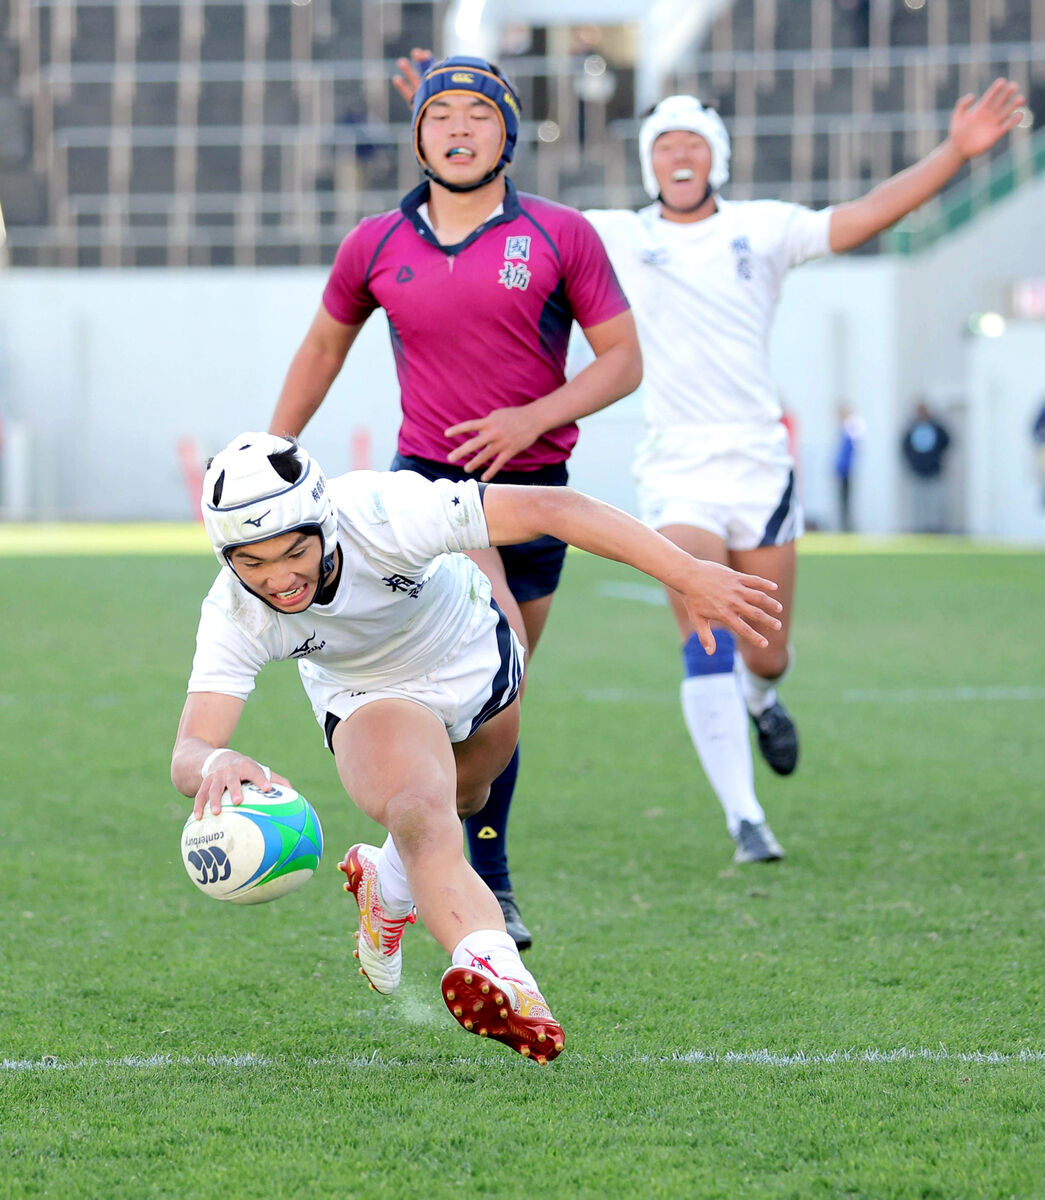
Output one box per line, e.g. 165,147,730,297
492,889,533,952
733,820,786,864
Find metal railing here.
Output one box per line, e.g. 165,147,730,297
884,123,1045,254
5,0,1042,266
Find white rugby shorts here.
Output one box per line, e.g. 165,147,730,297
634,424,803,550
312,603,524,748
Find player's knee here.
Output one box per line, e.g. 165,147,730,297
765,646,791,679
384,788,458,854
683,629,735,676
456,784,490,819
743,641,791,682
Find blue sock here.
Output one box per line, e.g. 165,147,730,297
465,744,519,893
682,629,735,678
679,628,764,834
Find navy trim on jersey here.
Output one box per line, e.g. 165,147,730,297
467,601,523,737
364,215,407,292
759,469,796,547
517,200,562,263
537,277,572,364
387,318,406,378
399,179,523,257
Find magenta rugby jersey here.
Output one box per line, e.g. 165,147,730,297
322,180,629,471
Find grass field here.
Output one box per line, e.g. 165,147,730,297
1,532,1042,1199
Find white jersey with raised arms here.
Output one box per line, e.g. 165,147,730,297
187,470,495,701
584,199,833,463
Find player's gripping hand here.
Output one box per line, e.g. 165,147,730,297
193,751,290,819
677,561,782,656
392,48,433,107
948,78,1025,161
445,406,545,481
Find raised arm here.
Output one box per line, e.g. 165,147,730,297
445,310,643,480
481,484,782,652
829,78,1024,254
269,304,364,438
392,48,432,107
172,691,289,817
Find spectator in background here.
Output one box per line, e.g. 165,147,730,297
901,400,952,532
833,404,864,532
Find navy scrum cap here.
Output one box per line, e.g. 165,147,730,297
411,55,521,190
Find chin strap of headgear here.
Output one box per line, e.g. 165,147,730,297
658,181,716,215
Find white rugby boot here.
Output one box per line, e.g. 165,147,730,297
338,843,416,994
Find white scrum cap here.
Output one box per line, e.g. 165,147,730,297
201,432,338,566
639,95,731,198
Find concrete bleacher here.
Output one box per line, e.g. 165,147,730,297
676,1,1043,215
1,0,1042,267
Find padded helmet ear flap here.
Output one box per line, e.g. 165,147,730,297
201,432,338,569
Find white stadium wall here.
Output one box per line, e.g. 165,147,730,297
0,175,1042,540
767,255,902,534
0,270,402,520
892,170,1045,540
966,324,1045,543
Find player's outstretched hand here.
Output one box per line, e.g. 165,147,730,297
678,561,782,655
392,47,433,107
445,406,544,480
193,753,290,819
949,78,1025,160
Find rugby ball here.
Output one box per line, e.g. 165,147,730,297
180,783,323,905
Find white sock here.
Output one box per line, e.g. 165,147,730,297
681,674,765,836
375,834,413,916
737,646,793,717
452,929,539,993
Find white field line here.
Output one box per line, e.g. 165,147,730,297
582,685,1045,705
6,685,1035,713
595,582,669,606
5,685,1037,713
2,1048,1043,1073
842,685,1045,703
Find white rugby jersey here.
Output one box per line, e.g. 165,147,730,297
585,200,833,442
187,470,494,701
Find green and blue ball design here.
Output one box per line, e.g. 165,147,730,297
181,784,324,905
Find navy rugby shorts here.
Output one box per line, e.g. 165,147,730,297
390,452,569,603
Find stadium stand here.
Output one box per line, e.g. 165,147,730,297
1,0,1041,266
